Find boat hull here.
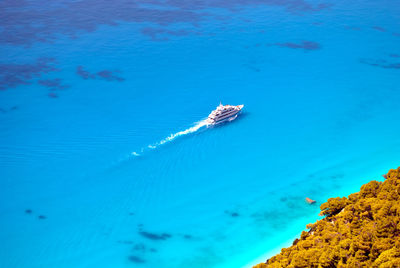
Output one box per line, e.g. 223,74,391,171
207,105,243,126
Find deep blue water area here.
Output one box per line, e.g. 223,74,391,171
0,0,399,267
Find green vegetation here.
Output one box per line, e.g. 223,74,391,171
254,167,400,268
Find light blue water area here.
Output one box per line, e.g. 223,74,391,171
0,0,399,267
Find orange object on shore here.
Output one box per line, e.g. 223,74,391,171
305,197,316,204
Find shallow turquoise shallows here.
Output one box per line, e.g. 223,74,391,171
0,0,399,267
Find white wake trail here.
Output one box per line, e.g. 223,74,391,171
157,119,209,146
131,118,209,157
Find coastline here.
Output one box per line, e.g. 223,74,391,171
206,154,400,268
241,232,305,268
251,165,400,267
237,210,322,268
241,157,400,268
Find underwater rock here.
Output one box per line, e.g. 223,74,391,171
0,58,57,90
372,26,386,32
305,197,316,204
161,233,171,239
96,70,124,82
344,25,361,31
38,78,69,90
48,92,58,98
141,27,199,42
76,66,95,79
118,240,133,245
25,209,32,214
139,231,172,241
183,234,193,240
272,40,321,51
38,215,47,219
76,66,124,81
225,210,240,217
128,255,146,263
0,0,330,47
132,243,146,252
359,58,400,69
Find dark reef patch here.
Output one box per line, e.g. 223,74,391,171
0,0,330,46
76,66,96,80
38,215,47,219
183,234,193,240
128,255,146,264
132,243,146,252
0,0,204,46
48,92,58,98
0,58,57,90
271,40,321,51
139,230,172,241
141,27,200,41
312,22,323,26
372,26,385,32
279,195,306,209
344,25,360,31
225,210,240,217
76,66,124,82
251,199,314,230
160,0,331,15
25,209,32,214
0,106,18,113
360,58,400,69
129,243,158,253
38,78,69,90
118,240,134,245
330,173,344,179
242,63,261,72
97,70,124,82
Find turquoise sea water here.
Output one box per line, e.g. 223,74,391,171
0,1,399,267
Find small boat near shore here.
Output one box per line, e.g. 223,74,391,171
207,103,244,126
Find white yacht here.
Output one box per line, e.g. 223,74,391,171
207,103,244,125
